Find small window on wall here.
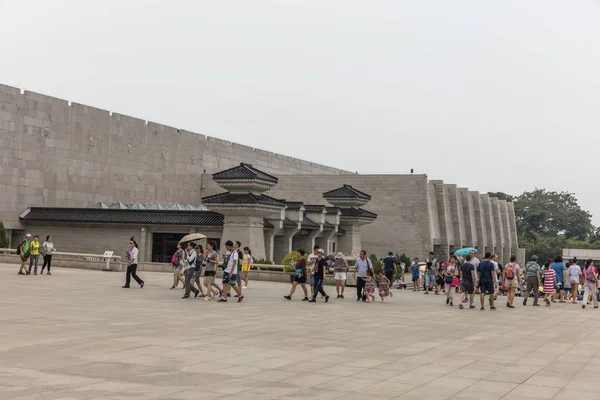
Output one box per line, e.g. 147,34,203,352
331,242,336,254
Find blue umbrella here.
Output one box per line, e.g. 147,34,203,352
454,247,478,256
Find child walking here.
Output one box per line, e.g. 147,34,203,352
364,269,376,303
377,271,392,302
411,259,420,291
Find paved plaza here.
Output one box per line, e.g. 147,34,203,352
2,264,600,400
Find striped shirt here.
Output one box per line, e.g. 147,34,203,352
543,269,555,293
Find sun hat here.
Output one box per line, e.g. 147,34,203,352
335,252,344,259
317,249,325,254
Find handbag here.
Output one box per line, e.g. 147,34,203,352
444,275,453,284
451,277,459,287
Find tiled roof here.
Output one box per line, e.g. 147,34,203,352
202,192,285,208
283,218,300,228
323,185,371,200
284,202,304,210
303,204,326,213
21,207,224,226
302,217,320,229
323,221,336,230
263,220,274,229
325,206,341,214
339,207,378,219
337,226,346,234
212,163,278,184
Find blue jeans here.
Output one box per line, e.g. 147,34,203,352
425,274,436,290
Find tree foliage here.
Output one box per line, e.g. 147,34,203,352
492,189,597,262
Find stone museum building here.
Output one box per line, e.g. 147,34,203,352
0,83,521,263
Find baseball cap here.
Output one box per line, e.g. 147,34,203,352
317,249,325,254
25,233,32,238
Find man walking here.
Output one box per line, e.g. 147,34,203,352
308,249,329,303
425,252,437,294
459,254,477,309
218,240,244,303
17,234,32,275
182,242,200,299
477,252,497,311
523,255,541,307
382,252,397,287
307,245,319,297
353,250,373,301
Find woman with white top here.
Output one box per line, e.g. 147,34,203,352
40,235,56,275
123,238,144,288
202,241,221,301
568,261,582,304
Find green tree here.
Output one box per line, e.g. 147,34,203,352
514,189,593,241
0,221,8,248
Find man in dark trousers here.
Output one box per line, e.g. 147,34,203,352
353,250,373,301
308,249,330,303
382,252,397,287
477,252,498,311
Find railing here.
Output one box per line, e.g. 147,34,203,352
0,248,122,271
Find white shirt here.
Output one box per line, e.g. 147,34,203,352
225,250,239,274
307,253,318,275
471,257,480,269
184,249,196,271
568,264,582,279
129,247,139,264
42,241,55,253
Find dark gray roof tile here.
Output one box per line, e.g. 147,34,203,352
212,163,278,184
323,184,371,200
202,192,285,207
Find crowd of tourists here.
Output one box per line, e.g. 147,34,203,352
411,250,599,310
15,233,599,311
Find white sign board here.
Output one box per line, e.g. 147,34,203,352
103,251,114,258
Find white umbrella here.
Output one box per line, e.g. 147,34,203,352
178,233,207,244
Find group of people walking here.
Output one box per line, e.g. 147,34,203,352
16,233,56,276
283,246,393,303
412,250,599,310
165,239,254,303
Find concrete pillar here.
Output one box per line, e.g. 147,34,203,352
264,231,275,262
499,200,512,265
447,184,466,249
221,215,267,260
481,194,496,257
459,189,477,248
337,223,363,257
507,202,519,257
431,180,453,260
471,191,486,253
490,197,505,264
427,183,442,251
273,227,299,264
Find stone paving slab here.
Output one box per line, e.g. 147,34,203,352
1,263,600,399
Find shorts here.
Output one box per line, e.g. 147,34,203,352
563,287,571,292
204,270,216,277
174,265,183,271
294,274,307,284
222,272,237,286
480,282,494,295
310,275,315,287
504,279,518,288
241,265,251,272
570,278,580,285
335,272,347,281
460,282,474,294
20,256,29,262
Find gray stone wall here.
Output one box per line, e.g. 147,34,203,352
0,84,346,229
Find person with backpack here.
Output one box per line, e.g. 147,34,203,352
182,242,199,299
582,259,598,309
17,233,32,275
522,255,541,307
170,243,185,290
503,255,520,308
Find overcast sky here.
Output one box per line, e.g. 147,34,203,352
2,0,599,224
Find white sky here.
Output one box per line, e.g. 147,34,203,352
1,0,599,224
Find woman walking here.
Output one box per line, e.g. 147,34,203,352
193,244,206,297
171,243,185,289
123,239,144,288
444,256,458,306
28,235,41,275
333,252,348,298
284,249,309,301
241,246,253,289
568,260,582,304
582,259,598,309
503,255,520,308
203,241,222,301
542,259,556,306
40,235,56,275
436,261,446,295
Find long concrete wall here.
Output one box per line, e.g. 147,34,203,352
0,84,347,229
